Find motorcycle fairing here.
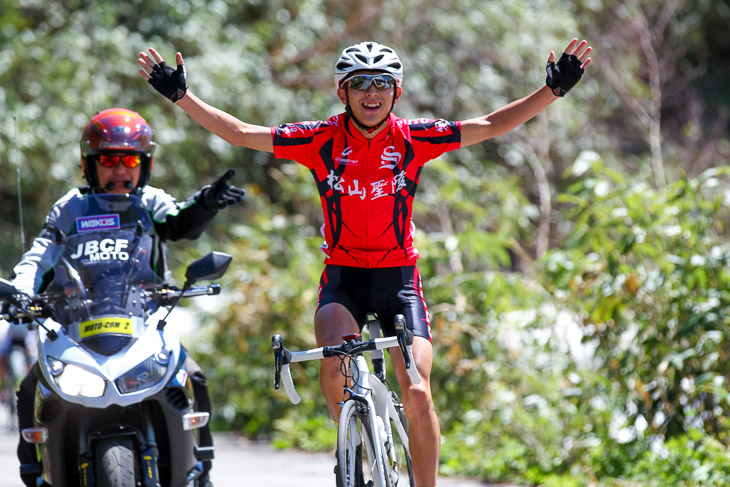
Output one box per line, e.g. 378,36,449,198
36,315,183,408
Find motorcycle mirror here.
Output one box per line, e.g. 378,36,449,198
0,278,20,303
184,251,232,285
157,252,232,331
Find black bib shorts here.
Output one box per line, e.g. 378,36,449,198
316,264,432,341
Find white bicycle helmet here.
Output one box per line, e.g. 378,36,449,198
334,41,404,88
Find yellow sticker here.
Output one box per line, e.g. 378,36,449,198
79,317,133,339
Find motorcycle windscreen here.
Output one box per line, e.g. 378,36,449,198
46,194,161,355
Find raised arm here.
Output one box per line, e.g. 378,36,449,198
460,39,592,148
138,49,274,153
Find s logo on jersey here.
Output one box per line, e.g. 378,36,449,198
380,146,402,170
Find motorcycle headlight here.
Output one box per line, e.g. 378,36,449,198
115,355,168,394
53,362,106,398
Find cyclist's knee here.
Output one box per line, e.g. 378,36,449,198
314,303,358,346
401,384,434,415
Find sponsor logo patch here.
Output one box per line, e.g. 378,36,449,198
70,238,130,261
79,317,133,339
335,146,359,166
76,214,120,233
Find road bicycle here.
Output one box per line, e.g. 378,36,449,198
272,313,421,487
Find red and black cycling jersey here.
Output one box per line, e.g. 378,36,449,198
272,113,461,268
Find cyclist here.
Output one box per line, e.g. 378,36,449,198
138,38,592,487
8,107,244,487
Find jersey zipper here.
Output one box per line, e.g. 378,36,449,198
366,138,372,267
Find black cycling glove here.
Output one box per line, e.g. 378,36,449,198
198,169,246,210
148,61,188,102
546,52,585,97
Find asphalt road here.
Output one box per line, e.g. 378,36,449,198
0,407,497,486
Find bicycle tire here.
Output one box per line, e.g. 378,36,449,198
386,401,415,487
337,400,380,487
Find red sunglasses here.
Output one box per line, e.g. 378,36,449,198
96,153,142,168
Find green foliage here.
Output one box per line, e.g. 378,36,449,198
630,430,730,487
534,161,730,485
545,160,730,439
191,197,327,438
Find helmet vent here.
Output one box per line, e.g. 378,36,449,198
373,54,384,64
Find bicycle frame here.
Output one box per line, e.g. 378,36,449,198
272,315,420,487
349,323,411,460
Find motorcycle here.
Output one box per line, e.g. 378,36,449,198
0,193,231,487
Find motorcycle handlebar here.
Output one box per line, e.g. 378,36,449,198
156,284,221,303
1,303,49,323
1,284,221,322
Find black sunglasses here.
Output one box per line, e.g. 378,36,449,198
345,74,397,91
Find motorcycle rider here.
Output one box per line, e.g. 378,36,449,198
8,107,244,487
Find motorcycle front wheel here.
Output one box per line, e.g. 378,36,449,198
96,437,138,487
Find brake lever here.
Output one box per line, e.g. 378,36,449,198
394,314,411,369
272,334,284,390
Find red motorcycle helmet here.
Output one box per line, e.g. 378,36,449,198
80,108,156,191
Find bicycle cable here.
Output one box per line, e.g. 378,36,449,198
335,349,375,398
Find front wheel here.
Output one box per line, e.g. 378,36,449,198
337,400,380,487
95,437,138,487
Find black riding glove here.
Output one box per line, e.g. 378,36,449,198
546,52,585,97
148,61,188,102
197,169,246,210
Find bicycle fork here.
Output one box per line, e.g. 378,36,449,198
347,357,391,487
360,363,408,486
371,383,406,485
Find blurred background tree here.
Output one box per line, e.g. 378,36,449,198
1,0,730,485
